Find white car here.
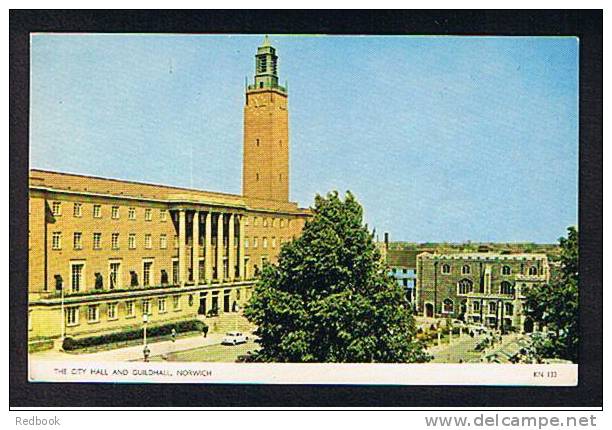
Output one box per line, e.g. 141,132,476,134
221,331,248,345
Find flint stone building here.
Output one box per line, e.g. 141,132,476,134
416,252,550,331
28,37,310,342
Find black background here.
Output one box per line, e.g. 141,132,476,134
9,9,603,408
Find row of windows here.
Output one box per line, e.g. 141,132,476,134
50,201,296,230
65,257,253,292
439,298,514,316
245,236,294,249
245,216,292,229
53,232,171,251
51,201,168,222
456,279,516,295
52,232,294,251
65,296,184,326
391,268,417,275
440,263,538,276
68,260,181,292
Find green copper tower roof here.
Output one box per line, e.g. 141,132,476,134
248,35,287,94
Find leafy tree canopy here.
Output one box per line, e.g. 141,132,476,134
245,191,430,363
525,226,578,362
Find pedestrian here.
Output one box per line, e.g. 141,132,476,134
171,328,177,343
203,324,209,338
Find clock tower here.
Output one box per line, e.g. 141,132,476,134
242,36,289,202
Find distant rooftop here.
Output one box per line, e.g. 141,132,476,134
418,252,548,260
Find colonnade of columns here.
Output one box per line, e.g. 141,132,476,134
175,209,246,286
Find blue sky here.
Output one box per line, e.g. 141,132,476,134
30,34,578,243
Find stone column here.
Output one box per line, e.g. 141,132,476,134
205,211,212,282
238,215,245,279
192,210,199,284
216,212,224,281
178,209,186,286
228,213,235,281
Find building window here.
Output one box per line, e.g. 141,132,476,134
52,232,61,250
143,261,153,286
144,208,152,221
174,235,179,249
52,201,62,216
111,233,119,250
199,260,205,281
263,237,268,249
271,237,276,248
254,217,259,226
462,265,471,275
128,234,136,249
160,234,167,249
457,279,473,295
66,306,79,326
253,237,258,248
160,209,167,222
158,297,167,313
93,232,101,250
500,281,514,295
144,234,152,249
128,207,136,220
112,206,119,219
87,305,100,323
441,263,450,274
73,202,82,217
70,263,84,292
488,302,497,314
442,299,454,314
245,238,249,248
502,265,511,275
172,260,179,284
173,295,181,311
107,302,118,320
473,301,480,312
244,216,250,226
505,302,514,316
93,204,101,218
125,301,135,318
109,262,120,289
528,266,538,276
73,232,82,250
263,218,268,227
142,299,151,316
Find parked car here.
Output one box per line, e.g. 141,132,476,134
221,331,248,345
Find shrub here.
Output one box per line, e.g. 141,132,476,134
62,319,207,351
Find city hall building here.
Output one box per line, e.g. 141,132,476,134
28,37,310,342
416,252,550,332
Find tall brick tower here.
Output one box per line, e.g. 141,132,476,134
242,36,289,202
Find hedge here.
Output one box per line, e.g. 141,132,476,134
62,319,207,351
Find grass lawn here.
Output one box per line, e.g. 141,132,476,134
150,340,260,362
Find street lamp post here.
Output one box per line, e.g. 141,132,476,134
60,284,65,340
142,313,150,362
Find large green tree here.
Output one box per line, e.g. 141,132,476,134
245,191,430,363
524,226,579,362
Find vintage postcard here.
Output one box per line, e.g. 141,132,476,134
27,33,579,385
